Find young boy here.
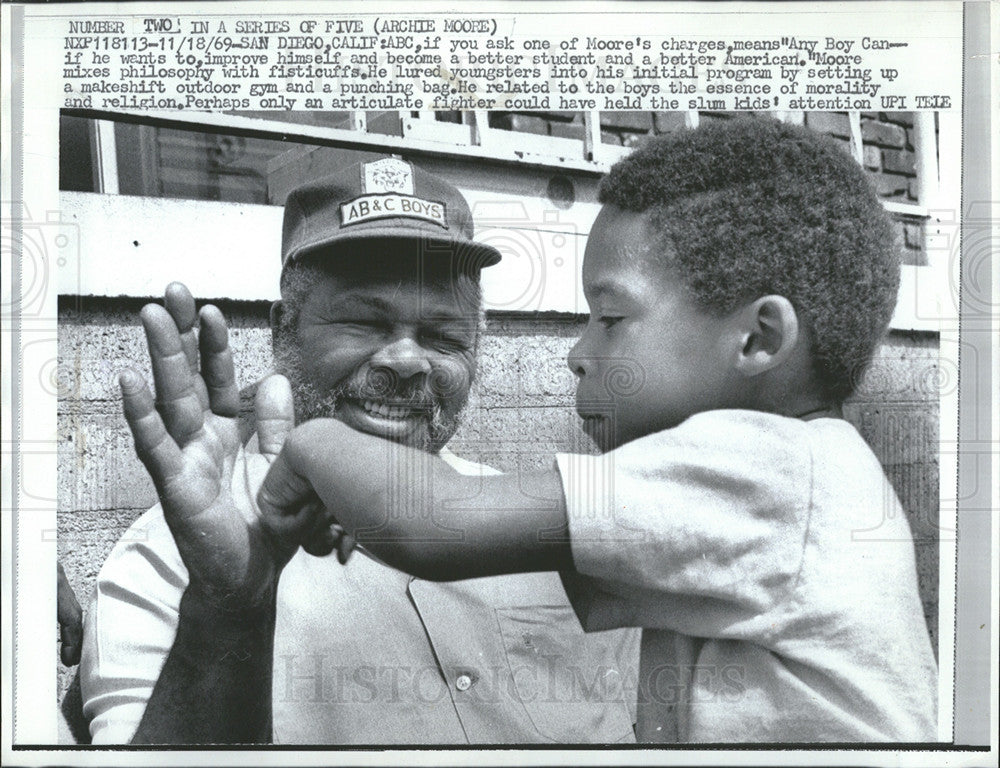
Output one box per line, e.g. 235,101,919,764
257,118,938,742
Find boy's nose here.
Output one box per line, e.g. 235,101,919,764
369,336,433,381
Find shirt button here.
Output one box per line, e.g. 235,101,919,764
455,674,473,691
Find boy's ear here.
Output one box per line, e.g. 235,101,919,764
269,300,284,351
734,295,799,377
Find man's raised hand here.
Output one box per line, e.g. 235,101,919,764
120,283,303,613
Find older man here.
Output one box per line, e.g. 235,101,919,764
80,158,637,744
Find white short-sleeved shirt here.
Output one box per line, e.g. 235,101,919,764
555,409,937,742
80,443,639,744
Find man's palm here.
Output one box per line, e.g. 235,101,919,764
121,284,300,612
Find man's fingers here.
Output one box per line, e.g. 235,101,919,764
164,282,209,410
198,305,240,418
255,374,295,461
56,562,82,625
60,623,82,667
120,368,185,491
141,304,205,447
57,562,83,666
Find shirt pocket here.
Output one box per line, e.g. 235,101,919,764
496,605,635,743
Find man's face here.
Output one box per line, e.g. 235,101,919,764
568,205,742,451
275,258,480,453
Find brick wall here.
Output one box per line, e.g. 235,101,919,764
57,299,942,703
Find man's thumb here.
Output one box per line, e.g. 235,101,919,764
256,374,295,462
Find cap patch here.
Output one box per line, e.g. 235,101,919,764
363,158,414,194
339,194,448,229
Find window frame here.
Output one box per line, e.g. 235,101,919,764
64,108,955,331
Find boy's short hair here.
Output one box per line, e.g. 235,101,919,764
599,117,900,402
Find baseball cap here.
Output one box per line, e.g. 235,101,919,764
281,157,502,277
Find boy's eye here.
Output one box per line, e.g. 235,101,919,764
598,315,624,329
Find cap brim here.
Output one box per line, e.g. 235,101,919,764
286,226,502,272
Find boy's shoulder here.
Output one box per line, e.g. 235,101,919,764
658,408,870,463
678,407,855,436
624,408,849,463
670,411,913,546
612,409,891,515
674,407,886,482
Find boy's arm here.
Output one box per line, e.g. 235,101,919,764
258,419,574,580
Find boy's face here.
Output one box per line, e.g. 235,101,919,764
568,205,743,451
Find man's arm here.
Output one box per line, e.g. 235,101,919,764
258,419,574,581
131,588,276,744
119,284,313,743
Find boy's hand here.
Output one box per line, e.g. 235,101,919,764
256,419,387,546
120,283,315,614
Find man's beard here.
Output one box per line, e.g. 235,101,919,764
273,341,461,453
